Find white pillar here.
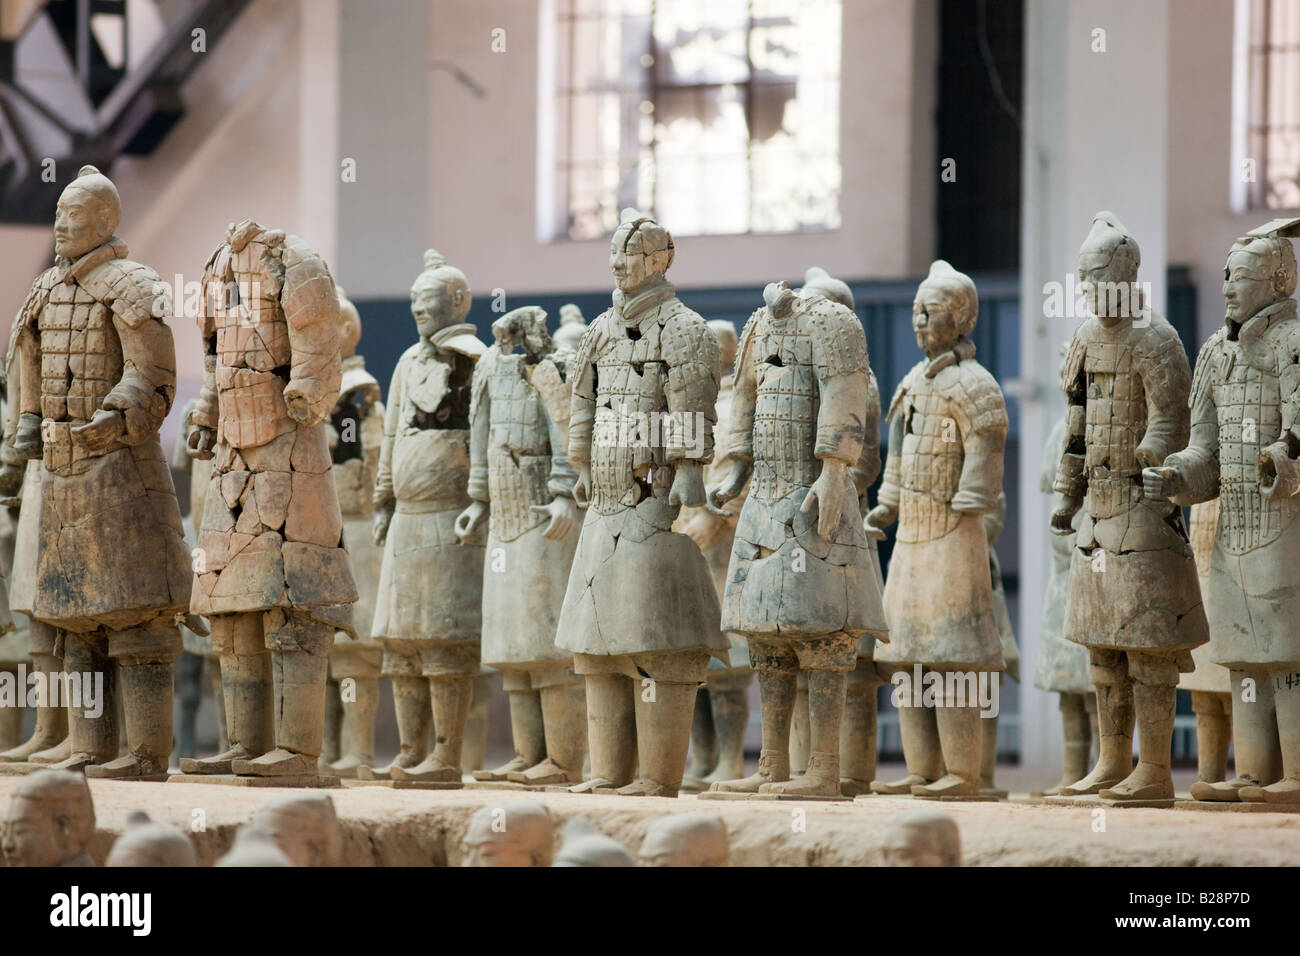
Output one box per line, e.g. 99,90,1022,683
1018,0,1169,771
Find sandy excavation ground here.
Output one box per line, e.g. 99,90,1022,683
3,764,1300,866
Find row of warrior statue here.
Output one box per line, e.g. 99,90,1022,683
0,164,1296,808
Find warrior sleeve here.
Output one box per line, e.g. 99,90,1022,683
533,356,577,498
851,370,883,506
1135,323,1193,467
878,376,911,512
466,350,493,502
661,310,719,465
567,321,599,466
1053,332,1089,498
1164,331,1221,506
1040,416,1067,495
101,263,177,445
190,245,223,432
728,308,762,463
374,359,404,507
1258,326,1300,500
280,235,342,426
810,303,869,467
952,370,1009,514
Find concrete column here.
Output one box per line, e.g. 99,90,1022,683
1017,0,1170,770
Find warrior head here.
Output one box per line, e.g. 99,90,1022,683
1,770,95,867
337,286,362,360
881,808,962,867
1078,211,1142,324
708,319,738,377
1223,235,1297,327
492,305,552,359
559,303,585,327
462,802,554,867
609,208,674,295
410,248,472,341
913,260,978,358
54,165,121,260
105,810,198,867
803,266,855,311
637,813,728,867
252,793,343,867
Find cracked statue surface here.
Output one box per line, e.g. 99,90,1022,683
557,207,728,798
2,165,192,780
1144,217,1300,804
182,218,357,780
1052,211,1208,807
867,260,1008,800
707,270,888,799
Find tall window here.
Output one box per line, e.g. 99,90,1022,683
1237,0,1300,210
544,0,842,240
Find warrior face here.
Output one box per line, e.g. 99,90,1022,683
609,234,653,295
53,188,113,260
1222,240,1295,326
609,212,673,296
912,283,961,357
1,797,77,867
410,274,469,340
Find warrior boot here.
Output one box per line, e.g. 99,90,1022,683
330,676,379,778
681,687,718,792
840,681,878,797
873,700,941,794
763,670,846,797
0,652,68,762
360,675,430,779
1099,681,1175,803
463,675,493,773
51,636,118,772
617,680,698,797
318,676,343,770
1046,691,1092,794
1201,671,1281,801
475,686,544,781
233,648,328,777
712,670,795,793
1191,691,1231,784
86,657,174,779
1060,679,1134,796
392,675,471,783
569,674,635,793
913,700,981,798
180,651,273,774
510,682,586,785
1241,672,1300,804
702,679,751,786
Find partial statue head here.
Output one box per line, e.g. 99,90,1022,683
105,811,197,868
215,823,294,867
1,769,96,867
881,809,962,867
1078,211,1141,321
54,165,121,260
252,793,343,867
410,248,472,340
337,285,362,359
559,303,585,326
708,319,738,376
610,208,674,294
913,260,978,357
1223,234,1297,326
462,802,554,867
491,305,552,358
552,817,633,867
638,813,728,867
803,266,855,311
553,303,588,351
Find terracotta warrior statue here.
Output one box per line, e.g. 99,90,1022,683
215,823,294,867
1052,211,1208,805
882,808,962,867
457,305,585,785
678,318,752,792
105,810,198,867
638,813,729,866
1034,401,1098,794
1145,220,1300,803
1,769,95,866
1180,498,1233,789
708,274,887,799
365,250,486,784
981,493,1020,797
868,260,1008,798
552,817,633,867
252,792,343,865
4,165,191,778
0,378,19,750
462,801,555,866
558,208,727,797
323,288,386,777
183,218,357,779
552,302,588,353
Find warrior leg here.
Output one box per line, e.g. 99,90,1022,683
1098,652,1177,803
617,676,699,797
319,675,342,770
681,685,718,791
710,638,794,794
1048,691,1091,794
1242,667,1300,803
511,669,586,785
361,652,430,779
0,622,67,760
463,670,495,773
475,669,544,781
789,674,810,775
0,664,23,750
330,675,379,777
761,664,848,797
568,672,636,793
86,623,181,779
208,656,228,753
873,666,942,794
913,671,983,798
50,631,118,772
1194,668,1278,801
180,613,272,774
1060,650,1134,796
839,661,881,797
1191,690,1231,784
702,667,752,785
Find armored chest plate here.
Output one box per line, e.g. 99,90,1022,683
751,324,820,500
